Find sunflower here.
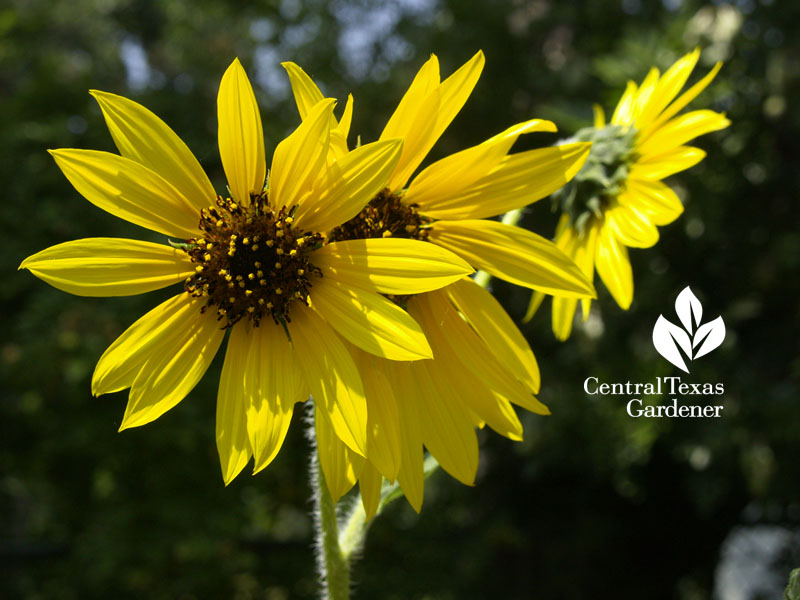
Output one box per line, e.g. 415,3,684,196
282,52,596,513
525,48,730,340
20,58,476,487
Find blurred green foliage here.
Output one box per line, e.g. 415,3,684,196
2,0,798,598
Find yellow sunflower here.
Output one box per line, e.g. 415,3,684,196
283,52,596,513
20,58,475,487
525,48,730,340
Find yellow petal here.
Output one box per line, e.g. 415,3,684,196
403,360,478,486
446,278,540,394
406,119,557,209
635,49,700,129
428,219,595,297
50,149,201,238
629,145,706,180
552,295,579,341
351,347,403,481
270,99,335,213
359,460,383,520
523,290,546,324
620,179,683,226
312,238,473,295
245,321,305,474
411,290,548,417
311,277,432,361
281,61,326,120
119,296,225,429
606,203,659,248
631,67,661,125
316,405,363,502
382,360,425,512
593,104,606,128
638,109,730,156
92,294,194,396
217,58,266,205
295,139,403,232
91,90,215,209
595,224,633,309
20,238,193,297
417,142,591,220
610,81,639,125
645,61,723,135
289,305,367,455
216,324,253,485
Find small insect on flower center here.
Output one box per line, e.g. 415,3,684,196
184,192,322,328
328,188,430,244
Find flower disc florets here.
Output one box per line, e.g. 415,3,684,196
554,124,638,234
329,188,430,244
184,192,322,327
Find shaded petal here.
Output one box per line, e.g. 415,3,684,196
270,99,335,213
50,149,201,238
595,223,633,309
359,460,383,520
311,277,432,361
119,296,225,429
428,219,595,297
405,119,557,209
91,90,215,209
316,405,363,502
289,305,367,455
411,290,548,417
446,278,540,394
20,238,194,297
216,324,253,485
351,347,403,481
312,238,473,295
218,58,266,205
417,142,591,220
295,139,403,232
246,321,305,474
407,360,478,486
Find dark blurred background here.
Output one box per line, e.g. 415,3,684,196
2,0,799,598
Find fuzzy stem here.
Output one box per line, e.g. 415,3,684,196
308,406,350,600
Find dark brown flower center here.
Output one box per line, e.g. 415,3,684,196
328,188,430,244
184,192,322,328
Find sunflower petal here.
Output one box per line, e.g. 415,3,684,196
629,145,706,180
20,238,194,297
120,298,225,429
406,119,556,209
646,61,723,134
289,306,367,455
620,179,683,225
635,49,700,129
417,142,591,220
595,224,633,309
295,139,402,232
217,59,266,206
638,109,730,156
91,90,215,209
281,61,326,120
311,277,432,361
359,460,383,520
216,324,253,485
49,149,200,238
428,219,595,297
316,406,363,502
270,99,335,213
313,238,473,295
351,348,403,481
611,81,639,125
246,321,305,474
446,278,540,394
606,203,659,248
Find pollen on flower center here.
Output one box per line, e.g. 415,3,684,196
184,192,322,327
328,188,430,244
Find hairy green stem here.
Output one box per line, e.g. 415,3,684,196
309,408,350,600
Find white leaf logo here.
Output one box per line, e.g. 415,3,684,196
652,286,725,372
